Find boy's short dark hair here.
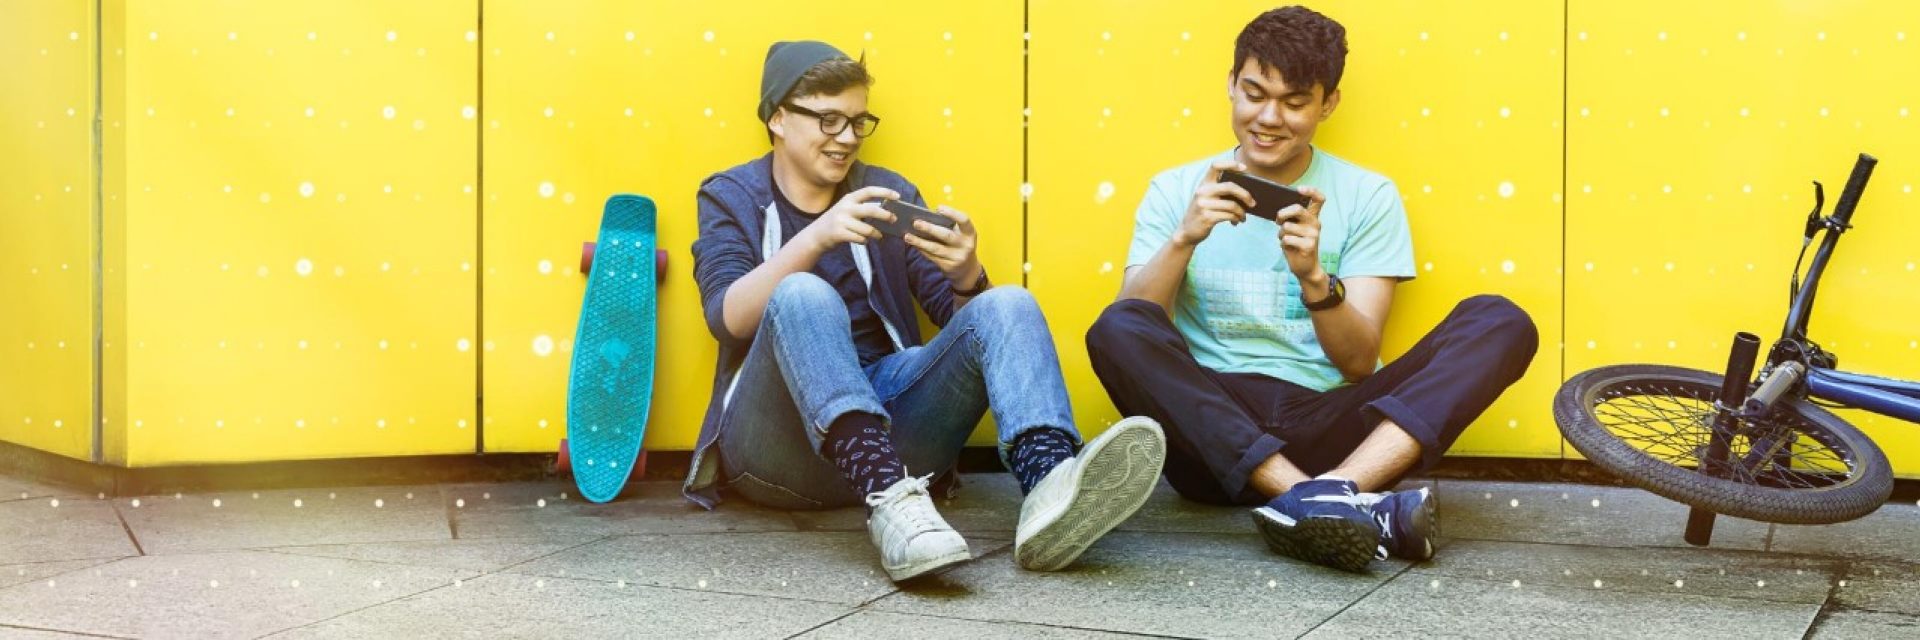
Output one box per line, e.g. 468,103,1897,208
1233,6,1348,94
770,57,871,143
783,56,872,104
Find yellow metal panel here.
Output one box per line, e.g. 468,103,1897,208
1568,1,1920,477
1029,1,1565,456
116,1,479,465
0,0,96,461
480,1,1024,452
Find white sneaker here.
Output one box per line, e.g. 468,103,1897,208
1015,416,1167,571
866,475,972,581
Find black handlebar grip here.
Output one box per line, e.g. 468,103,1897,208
1830,153,1878,224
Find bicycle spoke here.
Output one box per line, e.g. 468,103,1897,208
1585,379,1859,489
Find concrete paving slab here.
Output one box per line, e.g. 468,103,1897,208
267,573,853,640
795,611,1143,639
0,498,138,564
1109,483,1254,536
270,536,600,572
116,486,449,555
1303,572,1819,639
0,624,110,639
1808,610,1920,640
1413,538,1838,605
1832,561,1920,615
506,532,1008,605
0,550,473,639
447,481,796,539
0,559,126,591
1438,480,1770,550
874,536,1395,639
1769,502,1920,563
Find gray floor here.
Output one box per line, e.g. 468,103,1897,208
1,471,1915,639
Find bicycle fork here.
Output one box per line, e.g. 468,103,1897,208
1686,333,1763,546
1687,333,1812,545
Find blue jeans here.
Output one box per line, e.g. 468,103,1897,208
716,273,1078,509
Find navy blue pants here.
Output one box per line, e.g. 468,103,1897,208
1085,295,1538,506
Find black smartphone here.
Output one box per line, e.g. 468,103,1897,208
876,199,958,239
1217,169,1311,221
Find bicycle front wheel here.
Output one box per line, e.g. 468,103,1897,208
1554,364,1892,524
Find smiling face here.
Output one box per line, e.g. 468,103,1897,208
1226,6,1350,183
769,86,870,190
1229,57,1338,183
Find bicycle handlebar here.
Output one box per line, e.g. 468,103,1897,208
1830,153,1878,224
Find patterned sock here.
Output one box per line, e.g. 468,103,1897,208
823,412,907,499
1008,427,1078,494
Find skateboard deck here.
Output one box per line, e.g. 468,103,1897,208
564,194,659,503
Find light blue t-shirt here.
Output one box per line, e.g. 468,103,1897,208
1126,147,1416,391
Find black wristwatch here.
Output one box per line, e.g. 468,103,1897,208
952,270,991,297
1303,273,1345,311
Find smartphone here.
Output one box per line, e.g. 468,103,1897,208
876,199,958,239
1217,169,1311,221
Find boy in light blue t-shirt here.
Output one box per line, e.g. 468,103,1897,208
1086,5,1539,572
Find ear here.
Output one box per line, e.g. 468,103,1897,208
1320,88,1342,120
768,109,786,140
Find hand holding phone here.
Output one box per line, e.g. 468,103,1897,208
1217,169,1311,221
875,199,959,239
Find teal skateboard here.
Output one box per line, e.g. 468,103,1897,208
556,194,666,503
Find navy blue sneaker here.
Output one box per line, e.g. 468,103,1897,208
1251,478,1382,572
1362,487,1436,561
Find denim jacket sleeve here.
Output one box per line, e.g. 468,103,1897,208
690,176,759,352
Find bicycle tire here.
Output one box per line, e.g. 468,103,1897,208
1555,364,1892,524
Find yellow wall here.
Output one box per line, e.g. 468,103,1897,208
1567,0,1920,475
110,1,480,465
0,0,97,461
3,1,1917,478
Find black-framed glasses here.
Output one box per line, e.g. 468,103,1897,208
781,102,881,138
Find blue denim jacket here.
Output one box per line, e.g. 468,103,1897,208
683,153,985,508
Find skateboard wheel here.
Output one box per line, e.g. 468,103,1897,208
580,242,596,275
554,438,572,475
634,451,648,478
655,250,668,284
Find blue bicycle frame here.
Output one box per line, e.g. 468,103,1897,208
1806,368,1920,422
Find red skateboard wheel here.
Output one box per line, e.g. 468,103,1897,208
583,244,666,284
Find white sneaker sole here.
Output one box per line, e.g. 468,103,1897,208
882,545,973,582
1016,418,1167,571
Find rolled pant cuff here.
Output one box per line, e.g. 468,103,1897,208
1363,396,1445,471
1226,433,1289,500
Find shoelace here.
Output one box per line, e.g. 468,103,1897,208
1300,489,1396,554
1344,491,1397,560
865,475,941,532
1351,492,1394,534
1301,493,1376,508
